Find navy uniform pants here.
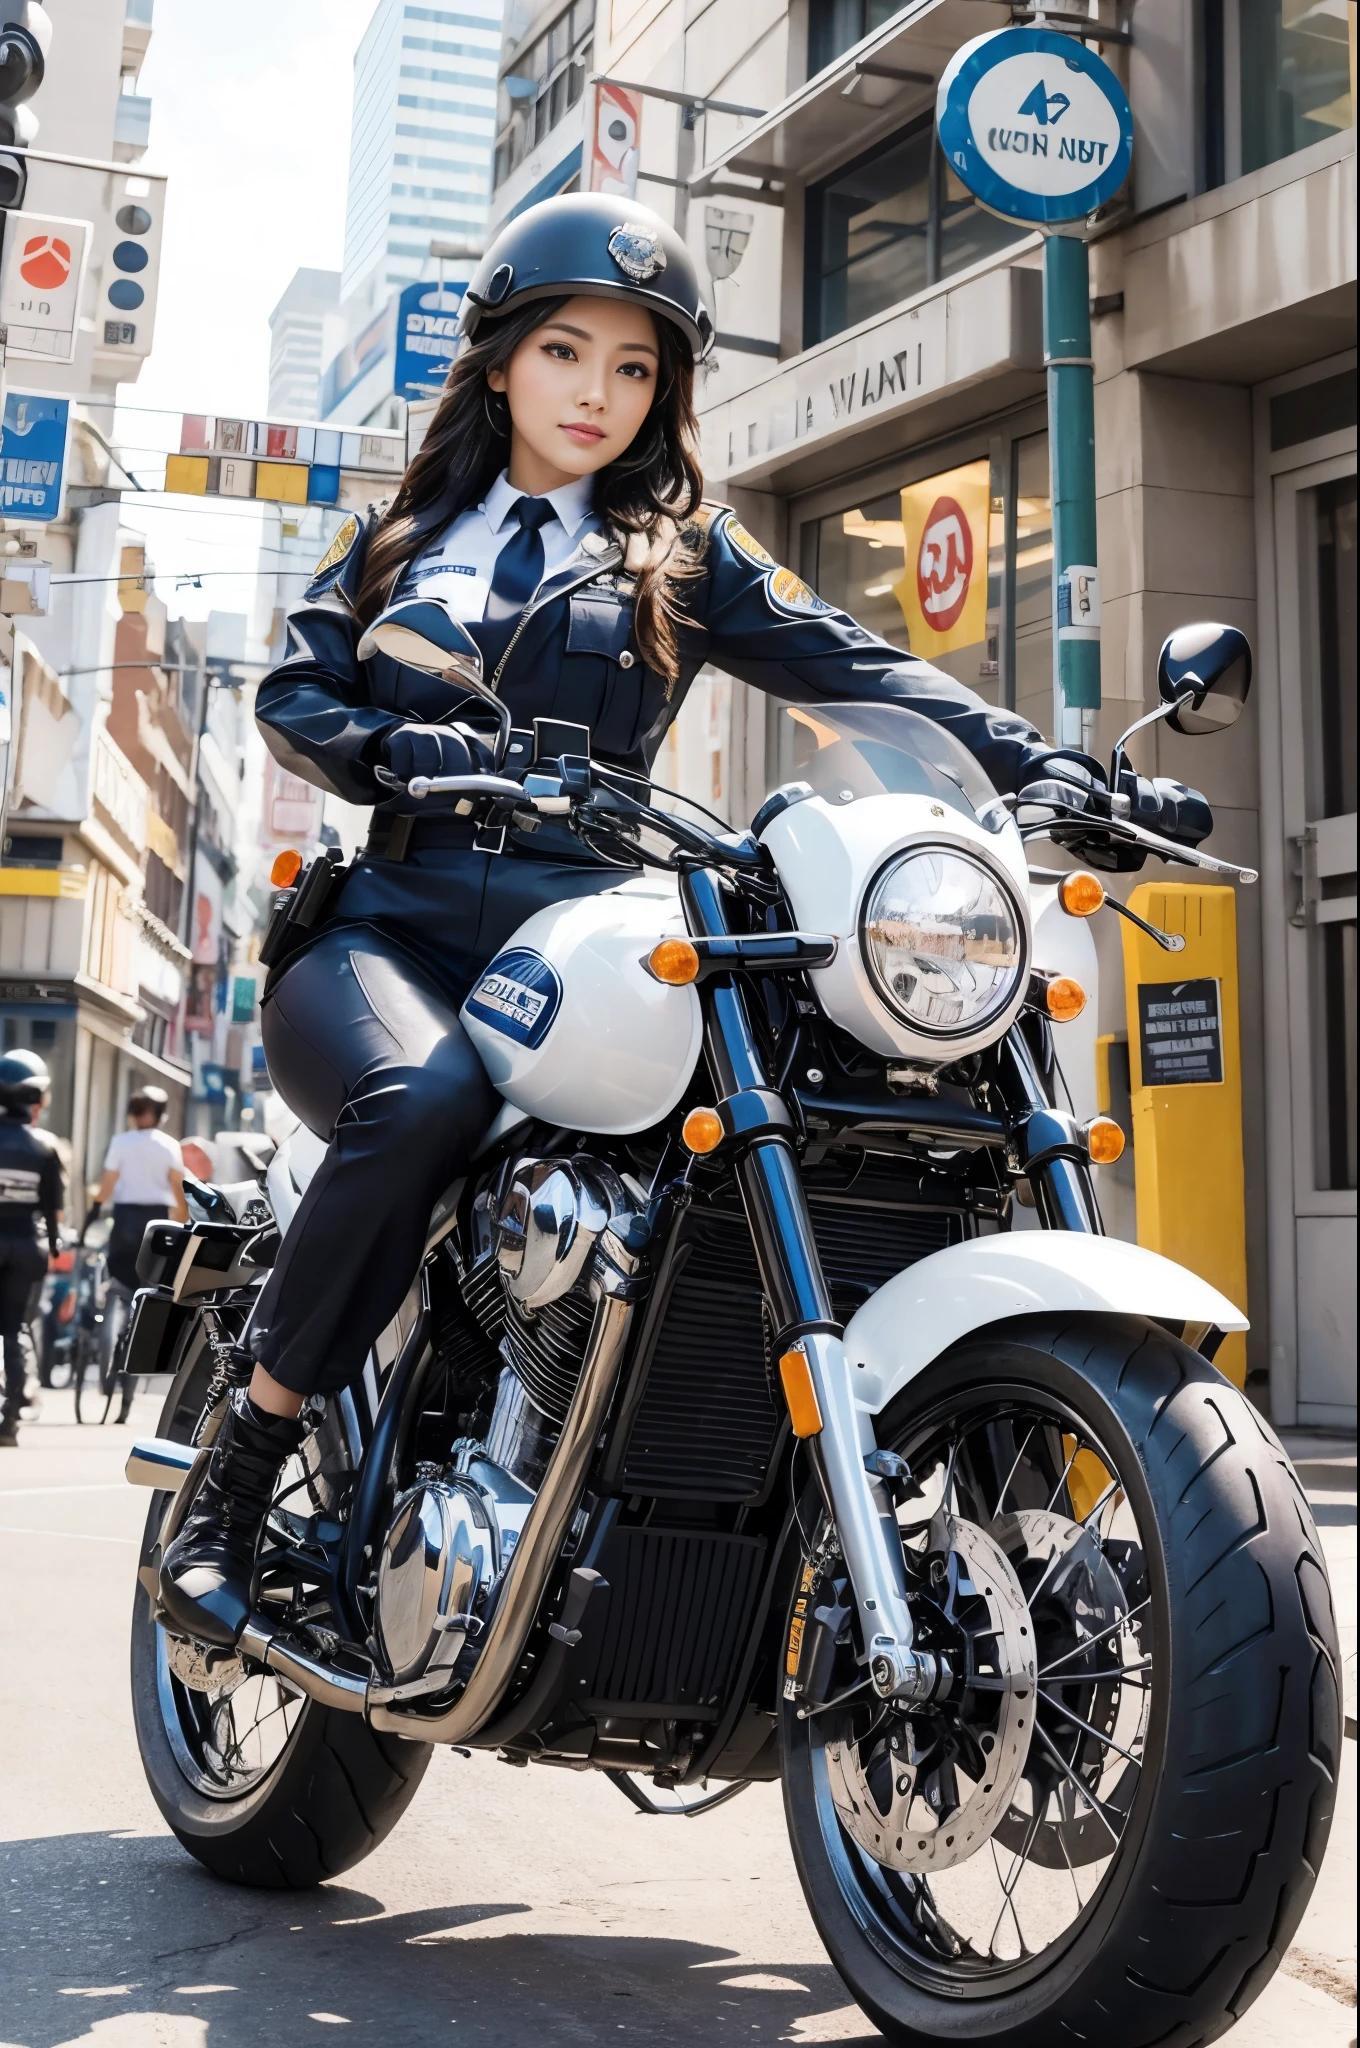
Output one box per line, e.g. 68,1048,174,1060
0,1233,46,1418
253,848,621,1397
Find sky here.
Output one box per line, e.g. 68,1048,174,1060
113,0,378,624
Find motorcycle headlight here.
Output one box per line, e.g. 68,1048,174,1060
860,846,1026,1037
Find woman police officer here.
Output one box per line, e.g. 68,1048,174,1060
160,193,1211,1647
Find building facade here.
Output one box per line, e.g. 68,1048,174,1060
322,0,507,425
0,0,183,1204
489,0,1356,1426
268,269,345,420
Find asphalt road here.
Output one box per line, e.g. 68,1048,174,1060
1,1393,1354,2048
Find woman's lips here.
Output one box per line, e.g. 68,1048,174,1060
561,422,606,444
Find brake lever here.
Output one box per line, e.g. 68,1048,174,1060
1025,799,1259,883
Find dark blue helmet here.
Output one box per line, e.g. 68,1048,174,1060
458,194,714,360
0,1048,50,1109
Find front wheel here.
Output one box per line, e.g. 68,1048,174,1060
782,1315,1340,2047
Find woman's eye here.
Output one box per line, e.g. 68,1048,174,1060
543,343,576,361
619,362,650,379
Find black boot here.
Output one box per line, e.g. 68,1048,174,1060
0,1400,19,1447
160,1389,305,1647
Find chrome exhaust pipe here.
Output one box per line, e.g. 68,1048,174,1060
367,1278,635,1745
126,1438,200,1492
238,1618,369,1714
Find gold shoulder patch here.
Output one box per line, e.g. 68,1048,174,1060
766,565,832,618
312,514,361,581
723,515,775,569
687,501,727,532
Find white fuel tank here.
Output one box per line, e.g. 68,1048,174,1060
459,876,703,1137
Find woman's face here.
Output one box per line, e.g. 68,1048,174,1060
487,294,661,494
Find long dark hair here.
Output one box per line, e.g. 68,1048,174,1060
357,296,704,685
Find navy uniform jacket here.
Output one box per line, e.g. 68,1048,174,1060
255,504,1052,1003
258,504,1049,810
0,1114,64,1251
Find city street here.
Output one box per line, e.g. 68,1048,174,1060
1,1391,1354,2048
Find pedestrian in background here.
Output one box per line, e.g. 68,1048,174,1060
93,1086,188,1293
0,1051,65,1447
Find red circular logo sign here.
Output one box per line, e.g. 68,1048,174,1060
916,495,974,633
19,235,72,290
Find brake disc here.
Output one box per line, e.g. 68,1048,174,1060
989,1506,1141,1869
825,1515,1036,1873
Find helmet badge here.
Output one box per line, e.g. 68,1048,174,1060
607,222,667,284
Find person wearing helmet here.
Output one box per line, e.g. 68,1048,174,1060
161,193,1211,1645
0,1049,65,1446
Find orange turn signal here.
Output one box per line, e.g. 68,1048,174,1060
270,848,304,888
1058,870,1105,917
1046,976,1087,1023
779,1347,824,1438
648,938,701,985
681,1107,724,1154
1085,1116,1126,1165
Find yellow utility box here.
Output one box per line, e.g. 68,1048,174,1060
1119,884,1249,1387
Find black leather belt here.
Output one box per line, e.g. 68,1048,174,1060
365,811,480,861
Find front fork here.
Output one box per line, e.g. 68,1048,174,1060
681,872,1101,1704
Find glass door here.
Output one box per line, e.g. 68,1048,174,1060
1273,452,1357,1422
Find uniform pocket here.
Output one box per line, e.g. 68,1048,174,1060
566,596,646,753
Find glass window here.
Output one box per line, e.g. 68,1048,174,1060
1240,0,1353,172
808,0,905,75
804,451,1006,704
806,125,932,343
938,158,1034,283
805,121,1027,346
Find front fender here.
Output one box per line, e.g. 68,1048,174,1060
846,1233,1247,1416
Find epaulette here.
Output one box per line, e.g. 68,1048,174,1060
302,510,372,606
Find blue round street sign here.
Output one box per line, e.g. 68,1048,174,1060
936,28,1133,226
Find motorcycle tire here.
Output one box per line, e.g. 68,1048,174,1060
781,1313,1341,2048
129,1322,432,1888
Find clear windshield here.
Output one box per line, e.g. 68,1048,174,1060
775,702,1000,825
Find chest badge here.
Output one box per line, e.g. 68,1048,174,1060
765,566,833,618
607,223,667,283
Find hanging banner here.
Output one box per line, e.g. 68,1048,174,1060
894,460,991,657
588,80,642,197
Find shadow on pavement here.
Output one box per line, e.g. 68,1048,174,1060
0,1829,880,2046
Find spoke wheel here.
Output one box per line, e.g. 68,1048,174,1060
780,1318,1340,2048
804,1380,1153,1991
131,1328,432,1887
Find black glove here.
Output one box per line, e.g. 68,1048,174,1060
1019,760,1213,872
381,723,476,785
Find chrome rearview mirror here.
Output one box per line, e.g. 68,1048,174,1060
357,597,484,688
1157,622,1252,736
358,597,512,764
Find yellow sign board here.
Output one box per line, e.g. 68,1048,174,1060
1119,884,1249,1386
894,459,990,657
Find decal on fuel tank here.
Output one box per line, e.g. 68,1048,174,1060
466,947,563,1049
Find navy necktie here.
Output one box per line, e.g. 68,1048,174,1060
478,494,555,677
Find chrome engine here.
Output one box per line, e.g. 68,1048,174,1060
370,1153,644,1699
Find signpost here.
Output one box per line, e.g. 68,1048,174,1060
0,210,90,364
937,28,1133,746
0,388,68,520
394,279,464,400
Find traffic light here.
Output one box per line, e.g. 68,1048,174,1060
0,4,50,211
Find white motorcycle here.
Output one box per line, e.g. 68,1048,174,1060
122,608,1339,2047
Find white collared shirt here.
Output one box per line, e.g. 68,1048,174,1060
402,470,602,623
